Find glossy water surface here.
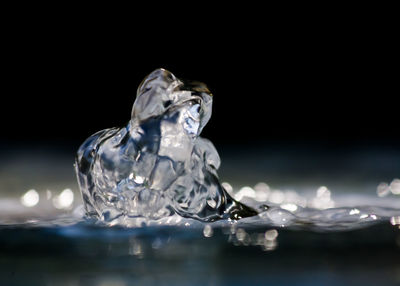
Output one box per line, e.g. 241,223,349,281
1,148,399,285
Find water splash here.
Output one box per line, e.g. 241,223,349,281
72,69,400,230
75,68,256,224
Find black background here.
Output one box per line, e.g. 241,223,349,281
2,6,398,151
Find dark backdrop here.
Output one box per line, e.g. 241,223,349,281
2,10,398,151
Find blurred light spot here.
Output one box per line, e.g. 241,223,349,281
73,204,85,217
46,190,52,200
26,219,38,224
235,186,255,201
265,229,278,241
311,186,335,209
262,229,279,251
349,208,360,215
184,222,190,227
390,179,400,195
129,238,143,258
317,186,330,198
377,182,391,197
21,189,39,207
254,182,270,192
280,203,298,212
236,228,247,241
359,214,378,220
203,225,213,237
133,175,145,184
262,239,278,251
269,190,285,204
254,182,270,202
284,190,299,203
390,216,400,226
53,188,74,209
251,233,265,246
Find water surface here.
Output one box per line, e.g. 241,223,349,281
1,147,399,286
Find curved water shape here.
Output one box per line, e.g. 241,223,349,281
74,69,400,231
75,68,257,225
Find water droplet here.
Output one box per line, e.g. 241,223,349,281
261,208,296,226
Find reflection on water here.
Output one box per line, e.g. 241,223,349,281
1,149,400,285
0,215,399,285
2,178,400,230
0,186,399,286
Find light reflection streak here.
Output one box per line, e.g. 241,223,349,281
349,208,360,215
203,224,213,237
280,203,298,212
129,237,144,258
390,216,400,226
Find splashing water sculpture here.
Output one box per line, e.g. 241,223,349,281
75,69,257,224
